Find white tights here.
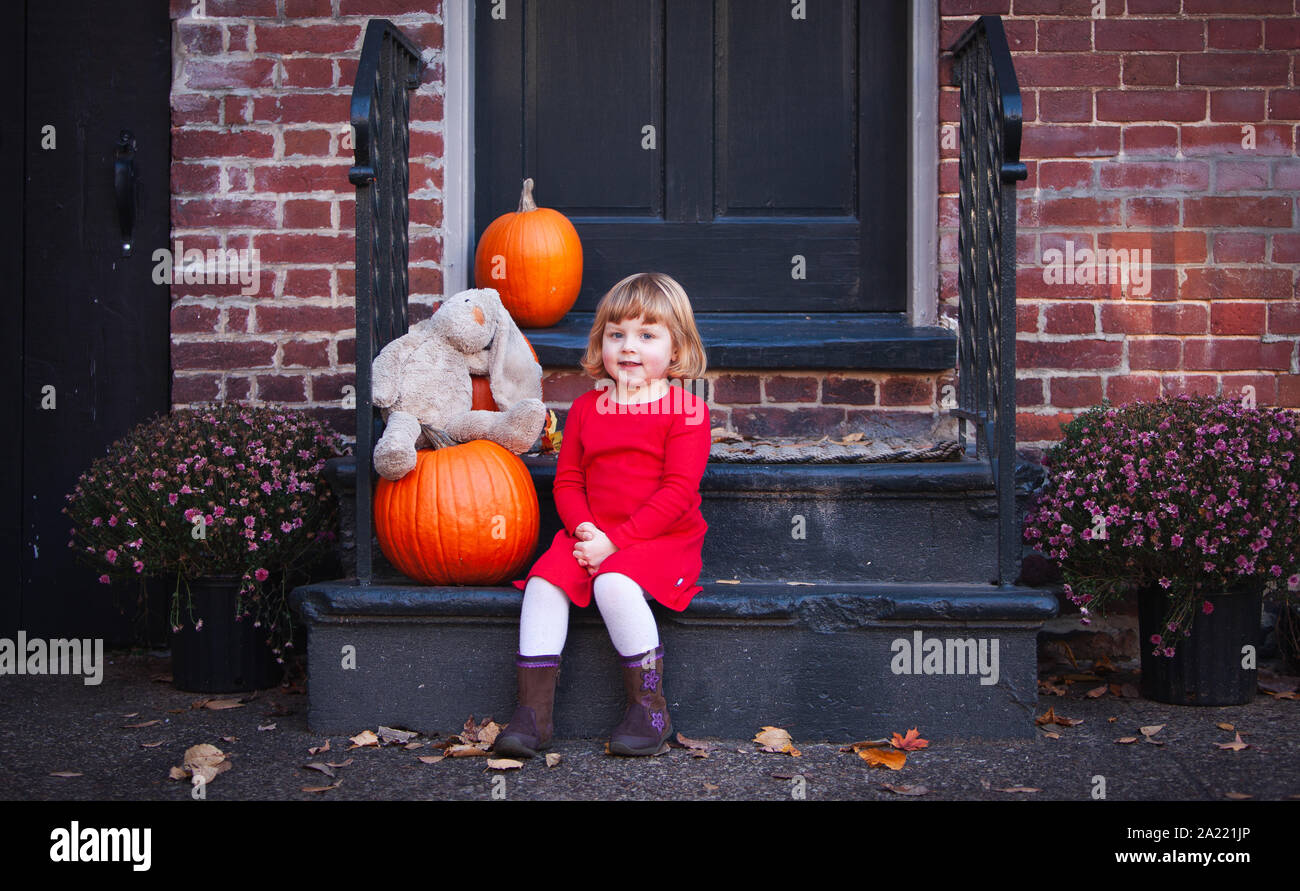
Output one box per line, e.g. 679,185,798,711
519,573,661,658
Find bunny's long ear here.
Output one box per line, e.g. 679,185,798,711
484,289,542,409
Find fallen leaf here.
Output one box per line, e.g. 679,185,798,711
545,753,562,768
303,763,335,778
703,782,719,791
417,755,445,765
1040,729,1061,740
1063,673,1101,683
301,782,340,793
180,743,232,786
890,728,929,751
1093,654,1116,674
690,750,709,759
308,740,330,755
1224,791,1252,800
166,708,186,714
1214,732,1250,752
674,733,712,752
716,579,741,585
204,699,244,710
446,744,488,757
324,758,354,768
994,785,1040,793
257,723,276,732
404,742,425,750
1085,685,1108,699
348,730,379,749
880,783,928,796
1115,737,1138,744
123,720,161,729
485,758,523,770
840,738,891,752
49,770,82,778
1139,724,1165,738
167,766,188,781
1035,706,1083,727
140,740,165,748
122,712,139,718
222,736,239,743
377,726,419,745
858,747,906,770
1039,682,1067,696
840,432,866,443
1217,722,1235,731
459,716,500,747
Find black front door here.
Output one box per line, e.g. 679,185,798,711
475,0,909,312
1,0,172,642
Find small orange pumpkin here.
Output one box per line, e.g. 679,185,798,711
470,334,540,411
374,441,539,585
474,178,583,328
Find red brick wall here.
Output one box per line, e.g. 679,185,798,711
941,0,1300,459
167,0,1300,456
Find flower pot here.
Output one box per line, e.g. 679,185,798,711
1137,582,1261,706
169,574,283,693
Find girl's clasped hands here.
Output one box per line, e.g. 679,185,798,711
573,521,616,575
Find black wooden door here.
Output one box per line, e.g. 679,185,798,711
475,0,908,313
1,0,172,643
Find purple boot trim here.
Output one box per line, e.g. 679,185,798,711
516,652,561,668
618,644,664,669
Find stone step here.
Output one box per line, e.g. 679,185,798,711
289,579,1058,741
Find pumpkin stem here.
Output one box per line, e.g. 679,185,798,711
517,177,537,213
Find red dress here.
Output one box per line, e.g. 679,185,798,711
512,384,711,611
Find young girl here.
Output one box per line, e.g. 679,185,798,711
494,272,710,758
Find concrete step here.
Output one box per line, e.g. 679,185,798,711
289,579,1058,741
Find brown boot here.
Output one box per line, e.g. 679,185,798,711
493,653,560,758
609,644,672,756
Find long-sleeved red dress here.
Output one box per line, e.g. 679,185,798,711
511,383,711,610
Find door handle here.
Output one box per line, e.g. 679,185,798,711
114,130,136,256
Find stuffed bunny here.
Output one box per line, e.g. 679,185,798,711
371,287,546,481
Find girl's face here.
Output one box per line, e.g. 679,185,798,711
602,314,676,391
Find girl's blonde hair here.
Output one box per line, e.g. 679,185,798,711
580,272,708,380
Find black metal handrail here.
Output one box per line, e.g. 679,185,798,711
349,19,423,585
949,15,1027,588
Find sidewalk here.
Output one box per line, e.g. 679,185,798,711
1,649,1296,802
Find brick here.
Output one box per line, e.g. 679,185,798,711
1039,197,1121,227
283,268,333,299
1210,301,1267,334
1185,196,1292,228
1213,232,1267,262
1180,52,1291,87
1018,339,1124,370
1014,54,1121,88
1269,89,1300,120
284,129,334,158
1159,375,1218,399
1182,123,1294,155
178,22,224,54
227,24,250,53
1038,90,1092,123
1275,233,1300,263
1128,338,1183,370
337,338,356,365
183,59,276,90
1097,90,1207,122
1184,339,1293,371
1101,302,1208,336
251,92,350,125
311,373,354,403
1098,160,1209,190
174,128,276,160
225,307,250,333
255,374,308,402
1208,19,1262,50
410,128,445,159
1122,54,1178,86
880,376,933,406
1017,376,1044,406
1017,411,1077,444
1268,302,1300,334
254,24,363,56
1096,230,1207,264
1280,375,1300,407
711,373,761,404
409,264,444,298
1044,303,1097,335
1210,90,1267,122
1037,20,1091,52
172,304,221,334
408,21,446,53
1221,375,1279,407
730,407,844,437
823,375,877,405
1095,20,1205,52
254,304,355,333
1105,375,1162,406
227,376,251,400
1036,160,1093,190
1126,0,1182,12
1013,0,1091,13
1017,301,1040,334
253,163,353,194
172,374,221,404
284,198,332,229
542,372,594,403
173,339,277,370
171,163,221,194
1049,376,1103,408
1214,160,1270,190
1182,267,1294,300
202,0,278,14
172,198,277,229
764,376,818,403
282,340,331,367
1121,124,1179,154
340,0,443,14
1022,125,1120,159
170,93,222,126
410,198,444,228
1264,19,1300,49
285,0,335,15
1184,0,1291,13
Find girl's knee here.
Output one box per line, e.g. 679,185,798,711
592,572,642,601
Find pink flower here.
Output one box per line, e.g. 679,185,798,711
195,619,204,632
108,515,118,527
1150,634,1163,646
105,549,118,564
133,560,144,574
168,493,178,505
92,517,102,526
98,574,111,585
1158,577,1171,589
255,568,269,582
1202,600,1214,615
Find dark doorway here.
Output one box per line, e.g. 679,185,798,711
2,0,172,643
475,0,909,312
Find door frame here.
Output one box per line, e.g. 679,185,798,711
441,0,939,329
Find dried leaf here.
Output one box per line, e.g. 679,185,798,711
840,432,866,443
1139,724,1165,738
168,766,189,780
308,740,330,755
485,758,523,770
257,723,276,732
754,726,794,749
301,782,340,793
1040,730,1061,740
674,733,712,751
1214,732,1250,752
1093,654,1116,674
880,783,928,796
1085,685,1108,699
716,579,741,585
404,742,425,750
1035,707,1082,727
417,755,445,765
1115,737,1138,744
690,749,709,759
858,747,906,770
222,736,239,743
324,758,353,768
377,726,419,745
1217,722,1235,731
545,753,562,768
1039,681,1067,696
994,785,1040,793
446,744,488,757
348,730,379,749
841,738,891,752
122,712,139,718
1062,673,1101,683
180,743,232,787
1224,791,1253,800
890,728,929,751
703,782,719,791
303,763,335,778
204,699,244,710
124,720,161,729
49,770,83,778
140,740,165,749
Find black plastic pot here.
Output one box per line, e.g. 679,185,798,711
1137,582,1261,706
169,574,283,693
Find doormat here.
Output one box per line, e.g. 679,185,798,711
708,431,965,464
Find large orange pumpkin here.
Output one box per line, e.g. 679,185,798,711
474,177,582,328
373,441,539,585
